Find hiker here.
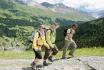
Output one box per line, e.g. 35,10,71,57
43,22,59,66
62,24,78,59
31,25,50,69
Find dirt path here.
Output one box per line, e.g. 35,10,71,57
0,56,104,70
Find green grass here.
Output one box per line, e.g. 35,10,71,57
0,51,34,59
56,48,104,58
0,48,104,59
75,48,104,57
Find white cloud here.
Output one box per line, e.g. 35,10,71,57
35,0,61,4
63,0,104,12
63,0,83,8
35,0,104,12
82,0,104,11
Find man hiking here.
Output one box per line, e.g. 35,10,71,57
31,25,50,69
62,24,78,59
43,22,59,66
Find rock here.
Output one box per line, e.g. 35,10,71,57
79,56,104,70
0,56,104,70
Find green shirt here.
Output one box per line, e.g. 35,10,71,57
46,29,56,47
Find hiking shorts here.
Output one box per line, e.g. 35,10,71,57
33,49,42,59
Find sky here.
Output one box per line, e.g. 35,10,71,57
35,0,104,13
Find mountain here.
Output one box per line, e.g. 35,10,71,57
41,2,72,13
40,2,95,21
79,7,104,18
0,0,94,21
0,0,98,50
40,2,53,8
14,0,47,9
96,10,104,18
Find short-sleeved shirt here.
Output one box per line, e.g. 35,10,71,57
65,28,75,41
32,31,48,49
46,29,56,47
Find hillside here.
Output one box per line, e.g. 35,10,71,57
56,18,104,49
0,0,101,50
0,0,94,21
40,2,94,21
75,18,104,47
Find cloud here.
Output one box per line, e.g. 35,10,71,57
63,0,104,12
34,0,60,4
63,0,83,8
82,0,104,12
35,0,104,12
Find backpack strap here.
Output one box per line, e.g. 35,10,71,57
64,28,68,36
37,31,41,38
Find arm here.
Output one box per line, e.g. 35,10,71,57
66,29,71,39
46,30,53,48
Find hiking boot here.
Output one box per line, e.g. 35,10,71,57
43,61,48,66
31,62,36,70
48,56,53,62
32,65,36,70
31,62,35,67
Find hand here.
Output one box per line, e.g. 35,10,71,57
50,44,55,49
38,47,41,51
47,46,50,50
35,46,41,51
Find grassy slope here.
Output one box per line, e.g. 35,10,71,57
0,0,94,21
0,48,104,59
75,18,104,47
0,0,98,49
14,4,94,21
